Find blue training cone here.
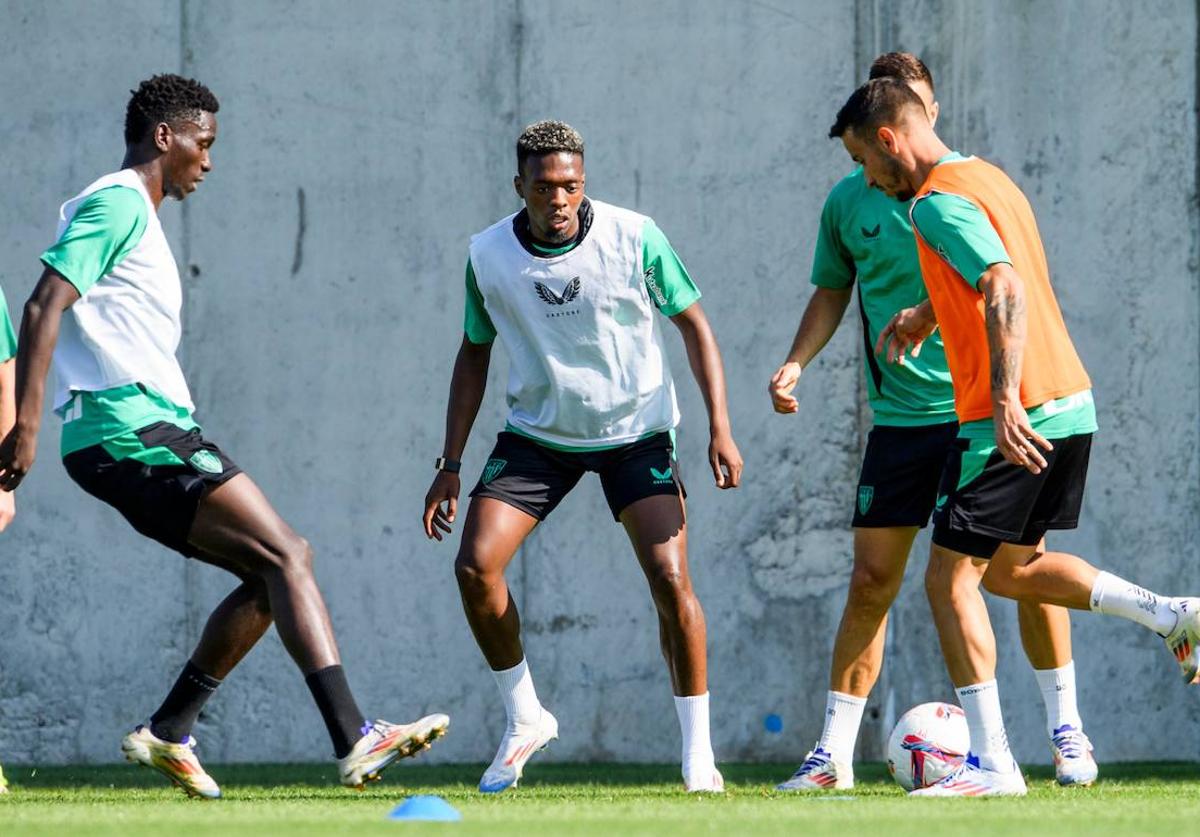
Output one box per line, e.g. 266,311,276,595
387,795,462,822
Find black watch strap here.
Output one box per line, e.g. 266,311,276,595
435,457,462,474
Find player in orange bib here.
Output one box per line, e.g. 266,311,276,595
829,78,1200,797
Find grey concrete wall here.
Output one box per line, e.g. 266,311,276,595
0,0,1196,767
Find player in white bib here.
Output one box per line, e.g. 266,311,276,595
422,121,742,793
0,74,447,797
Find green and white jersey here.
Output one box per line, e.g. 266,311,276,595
0,284,16,364
465,198,700,450
812,168,956,426
40,169,196,456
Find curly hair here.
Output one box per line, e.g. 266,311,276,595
124,74,220,145
516,120,584,173
868,52,934,94
829,77,926,139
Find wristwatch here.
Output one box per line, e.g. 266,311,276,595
435,457,462,474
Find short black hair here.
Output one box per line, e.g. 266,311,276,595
124,74,219,146
829,77,926,140
516,120,584,174
868,52,934,94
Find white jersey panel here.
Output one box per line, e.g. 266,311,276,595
51,169,193,412
469,199,680,447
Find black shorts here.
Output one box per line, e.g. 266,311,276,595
932,432,1092,559
852,421,960,528
63,422,242,558
469,430,685,521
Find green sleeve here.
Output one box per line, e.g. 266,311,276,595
0,286,16,363
910,192,1011,290
641,219,701,316
40,186,147,296
810,186,855,289
463,259,497,344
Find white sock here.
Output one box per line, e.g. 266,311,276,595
955,680,1015,773
674,693,715,774
1089,571,1178,636
1033,661,1083,737
492,658,542,728
816,690,867,764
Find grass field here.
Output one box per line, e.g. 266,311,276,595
2,762,1198,836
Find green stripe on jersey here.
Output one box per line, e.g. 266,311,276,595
812,168,955,426
59,383,198,459
40,186,147,296
504,422,672,453
0,285,16,363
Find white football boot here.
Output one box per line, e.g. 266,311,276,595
909,753,1027,797
338,714,450,789
776,746,853,791
1164,598,1200,684
121,724,221,799
0,761,8,794
1050,724,1098,787
478,709,558,793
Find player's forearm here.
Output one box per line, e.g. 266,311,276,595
674,307,732,435
979,264,1026,400
441,338,492,460
783,287,852,368
13,296,64,436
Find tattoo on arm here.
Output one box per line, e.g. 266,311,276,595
984,274,1026,392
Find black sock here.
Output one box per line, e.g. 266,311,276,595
149,661,222,743
305,665,368,758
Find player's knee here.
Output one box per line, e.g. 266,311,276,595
271,534,314,578
646,561,692,607
454,555,490,596
847,562,901,613
980,564,1018,598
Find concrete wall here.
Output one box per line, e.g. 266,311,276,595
0,0,1196,767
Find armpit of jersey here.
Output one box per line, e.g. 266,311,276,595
0,285,16,363
463,258,497,344
40,186,147,296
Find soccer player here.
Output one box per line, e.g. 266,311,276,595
0,281,15,794
422,121,741,793
768,53,1097,790
830,77,1200,796
0,75,448,798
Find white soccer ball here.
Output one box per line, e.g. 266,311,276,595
886,702,970,791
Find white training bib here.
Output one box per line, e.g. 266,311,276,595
469,199,680,447
51,169,194,412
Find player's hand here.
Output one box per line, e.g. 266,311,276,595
875,302,938,365
0,489,13,532
422,471,461,541
0,427,37,492
768,362,802,414
993,393,1052,474
709,430,743,489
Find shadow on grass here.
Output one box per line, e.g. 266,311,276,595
6,761,1200,791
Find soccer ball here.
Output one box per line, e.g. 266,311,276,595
886,702,969,791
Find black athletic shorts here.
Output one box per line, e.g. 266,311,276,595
852,421,960,528
63,422,242,558
469,430,685,521
932,432,1093,559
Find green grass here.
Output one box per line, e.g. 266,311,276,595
2,762,1198,836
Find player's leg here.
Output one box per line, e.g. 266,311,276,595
188,473,448,787
620,492,721,792
458,433,578,793
780,526,917,791
1013,566,1097,787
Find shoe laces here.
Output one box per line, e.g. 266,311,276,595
794,747,833,777
1051,725,1091,759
